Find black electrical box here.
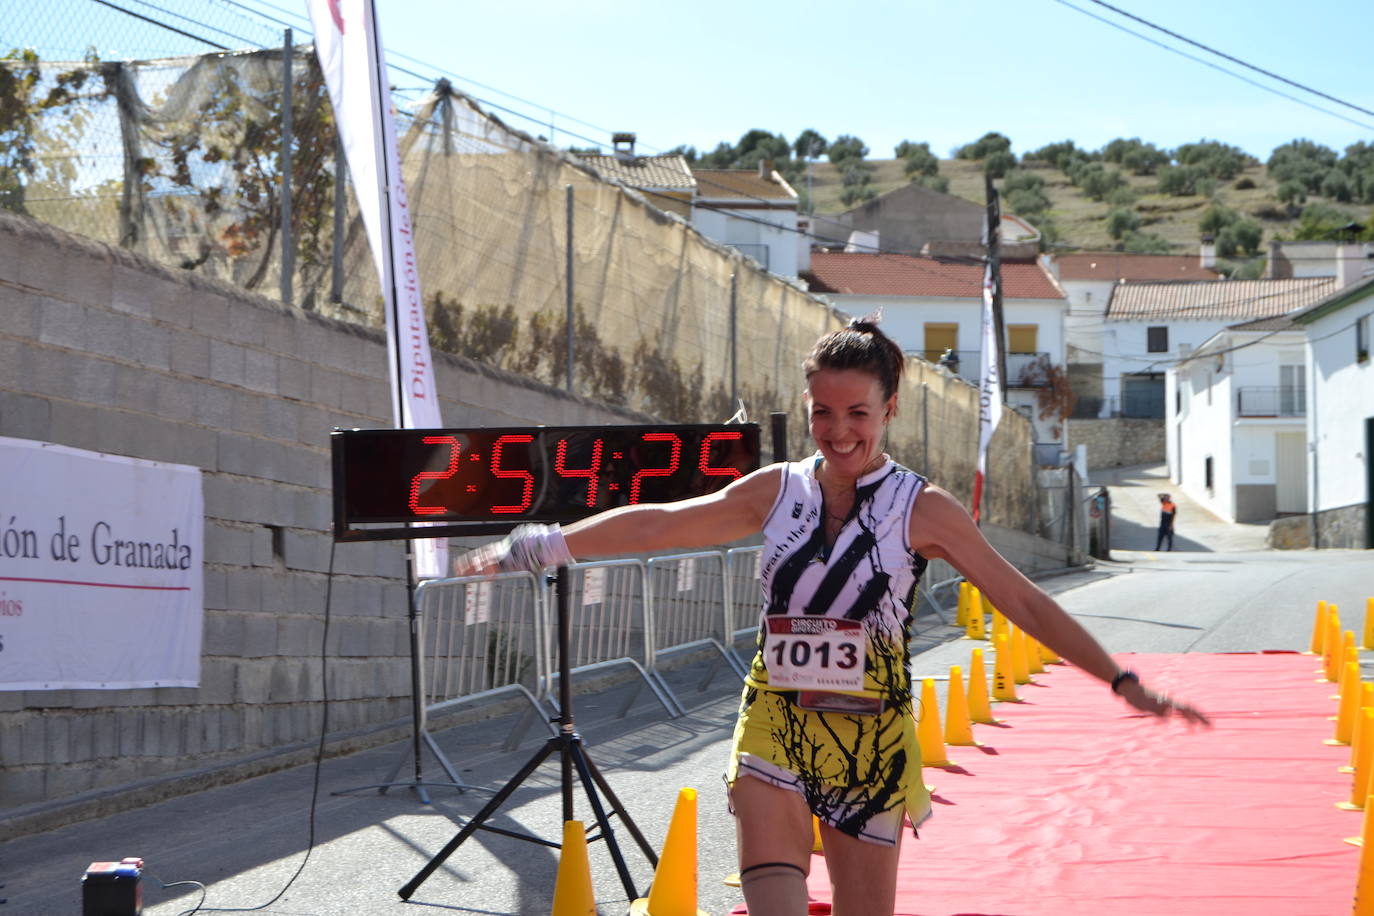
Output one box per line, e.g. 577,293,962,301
82,858,143,916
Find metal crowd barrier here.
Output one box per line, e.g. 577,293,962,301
410,545,965,747
414,570,553,752
646,551,740,705
548,558,680,718
725,545,764,674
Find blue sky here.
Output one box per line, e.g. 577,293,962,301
10,0,1374,162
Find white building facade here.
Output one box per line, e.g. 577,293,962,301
1291,275,1374,549
1168,322,1309,523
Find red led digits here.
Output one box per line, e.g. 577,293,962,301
629,432,682,504
489,434,535,514
699,430,744,481
555,436,605,507
408,436,461,516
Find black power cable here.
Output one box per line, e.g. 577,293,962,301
155,539,337,916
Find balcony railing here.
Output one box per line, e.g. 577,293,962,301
1237,386,1306,418
911,350,1053,387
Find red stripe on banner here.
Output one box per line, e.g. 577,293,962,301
0,576,191,591
971,469,984,523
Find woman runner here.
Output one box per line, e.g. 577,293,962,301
454,316,1209,915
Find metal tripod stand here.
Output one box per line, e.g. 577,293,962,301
399,565,659,901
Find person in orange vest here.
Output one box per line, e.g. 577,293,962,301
1155,493,1177,551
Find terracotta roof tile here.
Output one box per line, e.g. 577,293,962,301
1055,253,1222,282
1106,278,1337,321
577,153,697,190
804,251,1065,300
692,168,798,201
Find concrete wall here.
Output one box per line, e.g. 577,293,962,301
1065,418,1165,469
0,211,654,830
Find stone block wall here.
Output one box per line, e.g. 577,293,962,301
1066,418,1166,469
0,211,651,832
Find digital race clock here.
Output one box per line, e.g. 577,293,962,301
331,423,763,541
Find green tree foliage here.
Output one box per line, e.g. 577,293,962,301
1102,137,1170,175
956,131,1012,160
1267,138,1338,195
1106,207,1141,240
912,173,950,193
1292,202,1374,240
1201,204,1263,256
1068,161,1127,201
1322,169,1354,203
1121,230,1172,254
1003,169,1050,217
827,134,869,166
896,140,938,177
983,149,1016,178
793,128,827,160
1023,139,1091,171
664,144,697,163
1105,186,1138,207
695,129,792,170
1175,140,1253,179
1156,163,1205,196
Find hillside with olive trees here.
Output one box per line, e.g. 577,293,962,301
669,130,1374,278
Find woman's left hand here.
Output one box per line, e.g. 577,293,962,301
1118,679,1212,727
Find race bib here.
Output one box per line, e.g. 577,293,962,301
764,617,866,691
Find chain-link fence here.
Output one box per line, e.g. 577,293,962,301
2,0,1039,530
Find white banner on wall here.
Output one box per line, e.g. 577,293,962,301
0,437,204,690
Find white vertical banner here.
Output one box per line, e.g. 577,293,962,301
973,260,1003,523
307,0,446,576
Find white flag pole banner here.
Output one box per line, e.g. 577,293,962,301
0,438,203,690
308,0,446,576
973,259,1003,524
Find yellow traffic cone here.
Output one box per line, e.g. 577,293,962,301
812,814,824,853
1308,599,1329,655
990,605,1009,644
552,821,596,916
1040,638,1062,665
1011,628,1032,685
917,677,952,766
1347,799,1374,916
945,665,979,746
1026,634,1046,675
968,648,997,724
1324,611,1342,681
1334,643,1359,700
1347,684,1374,775
1332,662,1362,744
966,588,987,640
956,580,970,628
1340,709,1374,812
1365,597,1374,651
631,788,707,916
992,634,1019,702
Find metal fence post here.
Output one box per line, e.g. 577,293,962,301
279,28,294,306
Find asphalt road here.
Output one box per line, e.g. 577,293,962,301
1,471,1368,915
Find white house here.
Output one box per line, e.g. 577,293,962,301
1167,316,1310,522
803,250,1068,455
1105,278,1336,419
1048,252,1221,411
1290,274,1374,549
691,164,803,276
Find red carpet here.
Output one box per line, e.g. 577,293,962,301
735,652,1361,915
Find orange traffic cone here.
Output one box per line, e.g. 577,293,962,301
990,605,1009,644
1347,797,1374,916
992,634,1019,702
552,821,596,916
1324,611,1342,681
966,587,987,640
1349,683,1374,775
1308,599,1329,655
1011,628,1032,686
918,677,952,766
1365,598,1374,652
812,814,824,853
968,648,997,724
631,788,707,916
956,580,970,628
1040,638,1062,665
1340,709,1374,812
1334,661,1363,744
945,665,979,746
1026,635,1046,675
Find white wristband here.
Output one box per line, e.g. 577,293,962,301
497,523,574,573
